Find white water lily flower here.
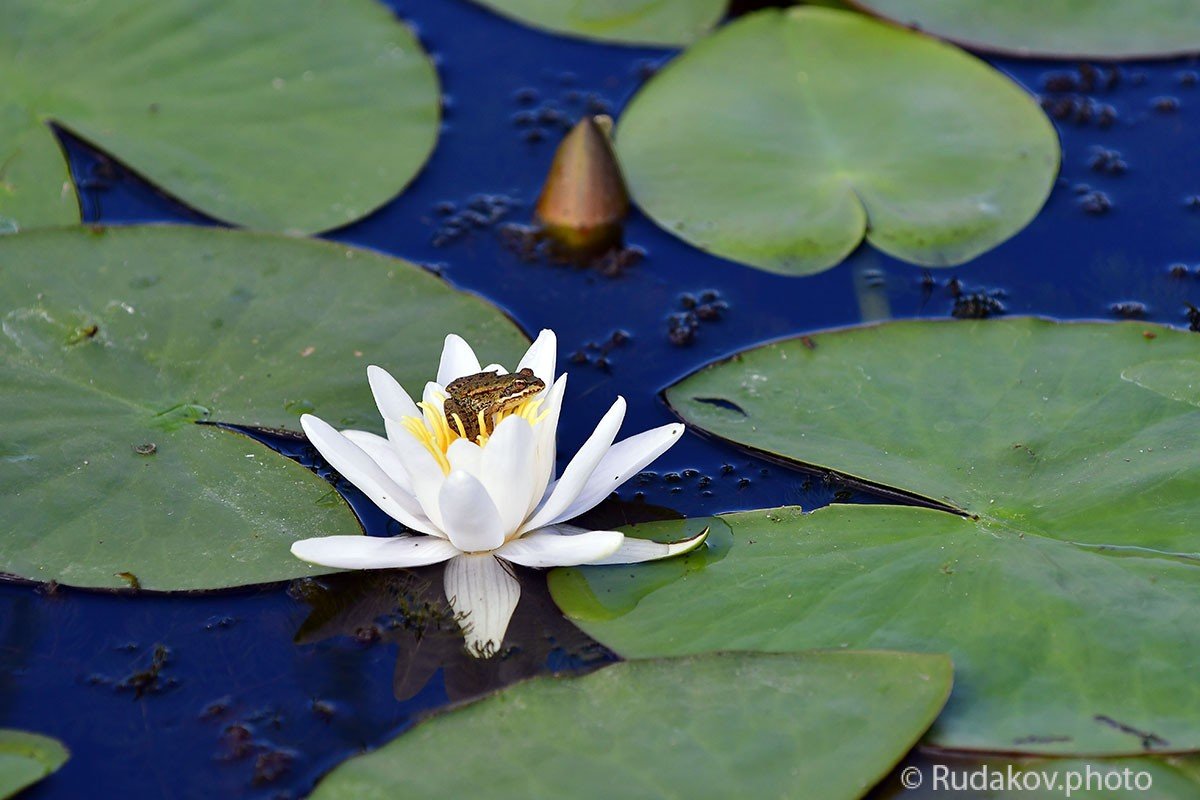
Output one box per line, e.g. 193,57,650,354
291,330,707,657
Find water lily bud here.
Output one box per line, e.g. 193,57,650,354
535,115,630,256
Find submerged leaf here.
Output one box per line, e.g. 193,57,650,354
615,8,1059,275
309,651,951,799
0,226,529,590
0,0,440,233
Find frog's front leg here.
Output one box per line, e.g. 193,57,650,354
442,397,481,442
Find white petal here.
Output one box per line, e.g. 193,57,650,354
340,429,413,494
516,329,557,385
446,438,484,478
481,363,507,374
444,554,521,658
480,416,537,536
586,525,711,566
437,334,482,386
528,374,567,515
422,381,445,408
385,424,448,532
555,423,685,522
366,365,419,421
497,529,623,567
520,397,626,533
439,471,506,552
301,415,440,536
291,535,459,569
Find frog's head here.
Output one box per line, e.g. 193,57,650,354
493,368,545,412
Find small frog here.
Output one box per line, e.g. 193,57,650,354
443,367,545,442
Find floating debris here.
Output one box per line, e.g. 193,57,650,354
568,329,630,372
668,290,728,346
952,293,1006,320
1109,301,1148,319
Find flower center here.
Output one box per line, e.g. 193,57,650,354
400,391,546,474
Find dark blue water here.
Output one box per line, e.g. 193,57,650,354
5,2,1199,797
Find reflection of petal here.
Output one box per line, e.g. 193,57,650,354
482,417,536,537
498,529,623,567
439,472,506,552
437,334,482,386
367,365,420,421
393,633,446,703
585,526,710,566
444,554,521,657
516,329,557,386
291,535,459,569
300,415,440,536
521,397,626,533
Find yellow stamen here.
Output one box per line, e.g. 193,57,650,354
399,392,549,474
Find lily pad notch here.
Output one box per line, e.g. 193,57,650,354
613,7,1060,275
0,226,530,591
552,319,1200,755
0,0,441,234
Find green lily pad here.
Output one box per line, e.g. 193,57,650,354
310,651,952,799
847,1,1200,60
0,0,439,234
614,8,1059,276
0,730,68,799
551,319,1200,754
0,226,528,590
469,0,727,46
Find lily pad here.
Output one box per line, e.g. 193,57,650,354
0,226,529,590
309,651,952,799
0,729,68,799
614,8,1059,275
848,1,1200,60
552,319,1200,754
0,0,439,234
469,0,727,46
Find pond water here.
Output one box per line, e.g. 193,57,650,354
4,1,1199,797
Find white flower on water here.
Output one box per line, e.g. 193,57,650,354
291,330,707,657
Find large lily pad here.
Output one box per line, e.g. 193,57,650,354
469,0,727,46
848,1,1200,60
614,8,1059,275
552,319,1200,754
0,730,68,799
0,0,439,234
0,226,528,590
309,651,952,799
